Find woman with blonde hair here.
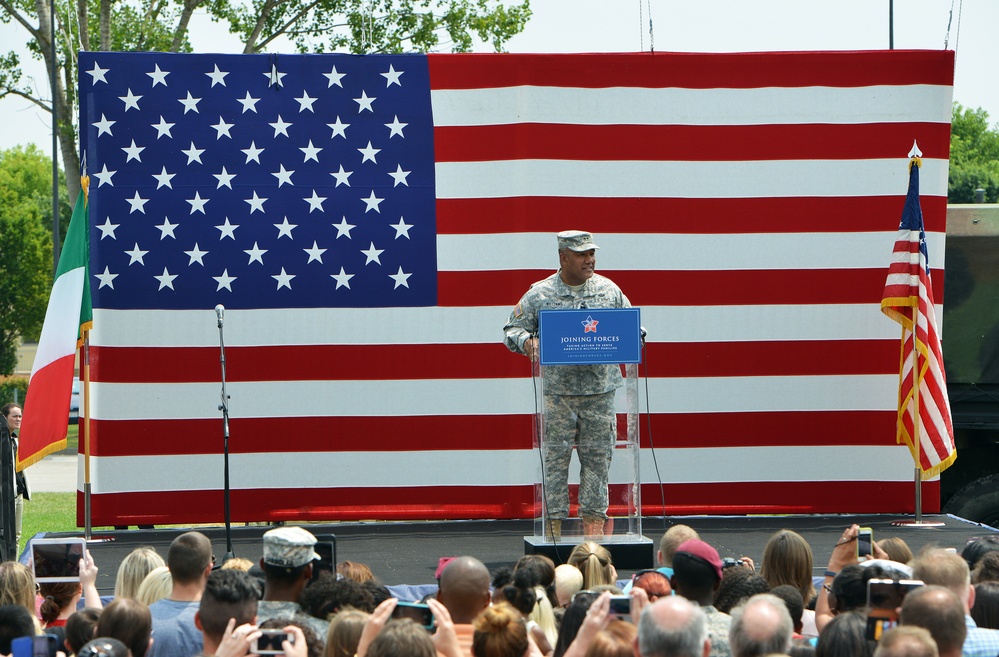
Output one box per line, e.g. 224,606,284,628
113,547,164,599
326,608,370,657
0,561,40,630
567,542,616,590
760,529,817,637
473,603,529,657
135,565,172,606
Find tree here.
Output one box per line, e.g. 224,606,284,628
0,145,59,375
0,0,531,206
949,103,999,203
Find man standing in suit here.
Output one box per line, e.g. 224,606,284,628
1,403,28,554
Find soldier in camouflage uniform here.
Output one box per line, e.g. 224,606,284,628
503,230,634,539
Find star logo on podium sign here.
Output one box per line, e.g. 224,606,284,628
582,316,599,333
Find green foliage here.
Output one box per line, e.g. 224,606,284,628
949,103,999,203
220,0,530,54
0,145,59,375
0,375,29,404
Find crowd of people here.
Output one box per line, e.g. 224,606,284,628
1,523,999,657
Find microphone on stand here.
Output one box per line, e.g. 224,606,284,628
215,304,225,327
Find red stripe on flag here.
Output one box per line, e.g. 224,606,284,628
89,339,898,384
437,197,949,235
81,479,939,526
83,409,897,457
440,269,945,307
428,51,955,90
435,123,952,162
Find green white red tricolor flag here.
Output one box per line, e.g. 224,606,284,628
17,178,93,469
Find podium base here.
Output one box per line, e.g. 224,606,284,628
524,535,654,569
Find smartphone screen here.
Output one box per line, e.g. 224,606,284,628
253,630,292,655
392,601,434,629
608,595,632,618
857,528,873,559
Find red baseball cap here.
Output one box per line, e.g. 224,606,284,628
675,539,724,581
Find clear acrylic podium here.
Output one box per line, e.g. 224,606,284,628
523,308,653,567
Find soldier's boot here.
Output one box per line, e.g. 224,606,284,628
582,516,605,538
545,519,562,541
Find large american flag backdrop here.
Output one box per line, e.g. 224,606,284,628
77,50,954,525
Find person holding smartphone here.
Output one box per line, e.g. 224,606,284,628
814,524,892,635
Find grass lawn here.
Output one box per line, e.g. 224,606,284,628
21,492,79,543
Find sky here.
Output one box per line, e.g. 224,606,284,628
1,0,996,156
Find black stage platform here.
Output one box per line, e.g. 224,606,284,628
33,514,996,596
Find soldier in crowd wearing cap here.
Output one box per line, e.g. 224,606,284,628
503,230,638,540
257,526,331,638
671,539,732,657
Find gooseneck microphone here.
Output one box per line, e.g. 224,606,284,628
215,304,225,326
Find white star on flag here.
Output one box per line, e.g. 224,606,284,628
185,243,208,265
147,64,169,86
94,164,116,187
87,62,109,84
331,267,354,289
214,269,237,291
245,191,267,213
304,190,327,213
127,191,149,214
119,89,142,111
155,217,178,239
244,242,267,264
273,267,295,289
206,65,229,87
154,267,178,290
304,241,327,263
94,114,116,136
215,218,239,240
362,190,384,213
179,91,202,113
97,217,119,239
381,65,403,87
389,266,412,288
125,243,149,265
95,266,118,289
361,242,384,264
152,116,175,138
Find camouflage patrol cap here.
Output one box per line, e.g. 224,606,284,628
262,526,321,568
557,230,600,252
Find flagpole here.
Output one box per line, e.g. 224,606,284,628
83,331,92,539
891,151,945,528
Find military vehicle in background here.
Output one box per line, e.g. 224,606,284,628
940,204,999,526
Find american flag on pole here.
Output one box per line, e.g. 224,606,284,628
78,50,953,525
881,155,957,480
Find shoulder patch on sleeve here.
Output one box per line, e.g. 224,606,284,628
513,302,524,318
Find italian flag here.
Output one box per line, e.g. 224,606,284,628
18,185,93,469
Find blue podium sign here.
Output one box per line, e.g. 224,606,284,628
538,308,642,365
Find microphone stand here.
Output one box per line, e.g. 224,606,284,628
217,310,235,562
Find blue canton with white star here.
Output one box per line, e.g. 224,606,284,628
79,52,437,309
